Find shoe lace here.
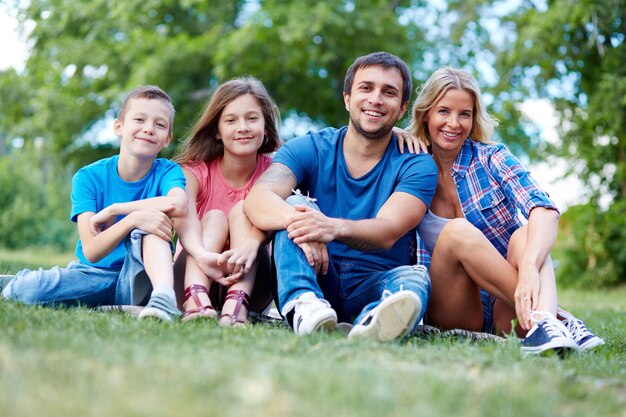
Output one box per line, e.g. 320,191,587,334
530,311,570,339
566,318,590,343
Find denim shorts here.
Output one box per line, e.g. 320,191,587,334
481,289,496,334
2,229,170,307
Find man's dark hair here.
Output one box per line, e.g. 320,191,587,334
343,51,412,105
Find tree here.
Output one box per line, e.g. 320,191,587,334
0,0,436,250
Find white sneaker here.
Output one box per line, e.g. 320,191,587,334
559,310,605,352
348,290,421,342
282,291,337,335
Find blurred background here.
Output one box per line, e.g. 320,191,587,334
0,0,624,288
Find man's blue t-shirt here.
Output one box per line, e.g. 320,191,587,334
273,126,437,273
70,155,186,269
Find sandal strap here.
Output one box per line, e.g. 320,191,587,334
183,284,214,315
223,289,250,323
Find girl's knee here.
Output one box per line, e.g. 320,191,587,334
200,210,229,233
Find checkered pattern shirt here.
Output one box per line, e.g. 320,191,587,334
416,139,558,268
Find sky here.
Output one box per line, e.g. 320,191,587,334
0,6,584,211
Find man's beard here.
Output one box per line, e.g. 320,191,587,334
350,114,395,141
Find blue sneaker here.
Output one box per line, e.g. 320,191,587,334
138,292,181,322
521,311,579,355
559,310,605,352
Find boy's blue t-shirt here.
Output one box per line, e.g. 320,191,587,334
70,155,186,269
273,126,437,272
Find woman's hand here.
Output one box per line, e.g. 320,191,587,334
392,127,428,154
514,264,541,331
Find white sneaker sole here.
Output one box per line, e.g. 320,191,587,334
295,310,337,335
138,307,174,322
348,291,421,341
578,337,605,352
521,337,579,355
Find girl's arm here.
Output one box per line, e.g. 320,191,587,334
172,169,209,260
220,201,271,275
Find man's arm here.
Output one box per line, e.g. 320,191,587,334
243,162,299,231
286,191,427,251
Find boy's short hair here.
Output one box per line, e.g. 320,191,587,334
118,85,175,128
343,51,412,105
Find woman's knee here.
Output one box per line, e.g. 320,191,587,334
438,218,483,249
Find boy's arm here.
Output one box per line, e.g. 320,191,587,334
90,188,187,236
78,207,175,263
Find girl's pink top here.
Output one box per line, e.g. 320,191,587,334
184,155,272,218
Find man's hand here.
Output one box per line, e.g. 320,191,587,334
286,205,338,244
296,240,329,275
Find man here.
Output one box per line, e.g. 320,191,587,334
244,52,437,340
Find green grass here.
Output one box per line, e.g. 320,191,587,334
1,255,625,417
0,248,75,274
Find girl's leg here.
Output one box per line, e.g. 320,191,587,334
427,219,519,333
219,201,269,326
180,210,229,316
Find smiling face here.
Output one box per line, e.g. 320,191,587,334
425,88,475,153
114,98,173,159
217,93,266,159
343,65,407,141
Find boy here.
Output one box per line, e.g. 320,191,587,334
2,85,187,321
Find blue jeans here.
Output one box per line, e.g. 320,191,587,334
2,229,161,306
274,194,430,326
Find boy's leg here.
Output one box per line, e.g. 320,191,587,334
347,265,430,341
118,229,179,321
2,262,117,307
274,194,338,334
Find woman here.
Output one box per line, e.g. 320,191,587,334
404,67,603,354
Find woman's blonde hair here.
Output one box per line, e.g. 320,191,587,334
175,77,281,165
406,67,498,145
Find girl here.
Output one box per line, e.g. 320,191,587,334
402,67,603,354
173,77,281,326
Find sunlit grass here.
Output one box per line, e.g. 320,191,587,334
1,249,625,417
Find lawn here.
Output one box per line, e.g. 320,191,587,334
1,254,625,417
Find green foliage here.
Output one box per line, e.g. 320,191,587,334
1,0,431,155
555,200,626,288
0,148,76,251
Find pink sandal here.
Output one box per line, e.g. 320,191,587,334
219,289,250,326
182,284,217,322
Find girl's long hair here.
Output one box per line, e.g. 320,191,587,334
175,77,281,165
